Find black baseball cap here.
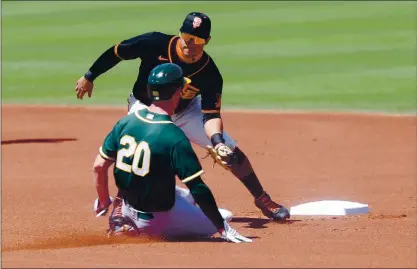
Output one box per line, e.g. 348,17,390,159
179,12,211,40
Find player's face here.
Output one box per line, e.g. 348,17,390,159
179,34,206,56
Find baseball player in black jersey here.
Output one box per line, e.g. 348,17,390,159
76,12,290,233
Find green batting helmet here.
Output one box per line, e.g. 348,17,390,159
147,63,190,101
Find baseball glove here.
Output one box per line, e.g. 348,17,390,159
205,144,236,171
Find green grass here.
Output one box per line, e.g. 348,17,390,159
2,1,416,113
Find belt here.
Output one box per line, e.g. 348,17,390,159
137,211,154,220
127,204,154,220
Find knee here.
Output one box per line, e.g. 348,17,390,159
230,147,253,178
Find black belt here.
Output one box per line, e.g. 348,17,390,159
128,206,154,220
137,211,154,220
123,197,154,220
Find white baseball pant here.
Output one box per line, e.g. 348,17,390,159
121,186,233,238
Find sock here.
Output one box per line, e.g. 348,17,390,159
230,147,266,199
239,172,265,199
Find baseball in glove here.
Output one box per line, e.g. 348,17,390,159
205,144,236,171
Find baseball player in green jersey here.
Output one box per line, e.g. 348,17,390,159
92,63,251,243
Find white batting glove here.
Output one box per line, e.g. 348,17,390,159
93,197,113,217
219,221,252,243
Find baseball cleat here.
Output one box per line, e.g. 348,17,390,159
107,222,137,237
110,196,123,217
107,196,138,237
107,215,138,237
255,192,290,221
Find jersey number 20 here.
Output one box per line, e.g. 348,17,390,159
116,135,150,176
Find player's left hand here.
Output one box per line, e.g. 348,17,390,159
75,76,94,100
206,143,236,171
218,221,252,243
93,197,113,217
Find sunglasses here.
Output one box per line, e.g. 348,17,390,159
180,32,206,45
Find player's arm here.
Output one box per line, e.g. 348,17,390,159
202,90,224,143
93,154,113,215
200,64,238,171
85,32,158,81
184,177,225,229
92,123,119,216
172,139,224,230
200,62,225,146
75,32,161,99
172,138,252,243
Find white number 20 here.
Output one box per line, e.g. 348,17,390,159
116,135,151,176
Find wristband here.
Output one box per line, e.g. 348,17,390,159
210,133,225,147
84,70,97,82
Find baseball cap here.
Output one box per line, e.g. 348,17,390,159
179,12,211,40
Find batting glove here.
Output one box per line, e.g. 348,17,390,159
218,221,252,243
93,197,113,217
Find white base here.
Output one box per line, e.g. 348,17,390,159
290,200,369,216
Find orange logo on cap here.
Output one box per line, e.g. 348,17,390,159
193,17,202,28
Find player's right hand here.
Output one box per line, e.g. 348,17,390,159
75,76,94,100
218,221,252,243
93,197,113,217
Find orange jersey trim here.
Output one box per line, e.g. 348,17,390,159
201,110,220,114
167,36,177,63
114,43,125,60
169,36,210,77
188,56,210,78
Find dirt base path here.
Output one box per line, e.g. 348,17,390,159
2,105,416,268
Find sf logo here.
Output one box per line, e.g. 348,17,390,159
193,17,202,28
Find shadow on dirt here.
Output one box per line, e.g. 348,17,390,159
231,217,302,229
1,138,77,145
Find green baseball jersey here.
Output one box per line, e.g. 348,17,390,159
99,108,204,212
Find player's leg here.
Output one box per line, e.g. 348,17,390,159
119,199,171,237
172,97,290,221
171,97,236,149
161,190,218,239
115,190,220,239
175,186,233,222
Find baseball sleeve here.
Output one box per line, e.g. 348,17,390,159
85,32,170,81
115,32,159,60
171,138,204,184
201,60,223,122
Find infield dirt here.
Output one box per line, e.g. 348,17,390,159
2,105,416,268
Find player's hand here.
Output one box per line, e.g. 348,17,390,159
75,76,94,100
93,197,113,217
218,221,252,243
206,143,236,171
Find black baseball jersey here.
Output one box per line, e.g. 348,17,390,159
99,108,204,212
90,31,223,115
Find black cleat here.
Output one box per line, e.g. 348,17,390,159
255,192,290,221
